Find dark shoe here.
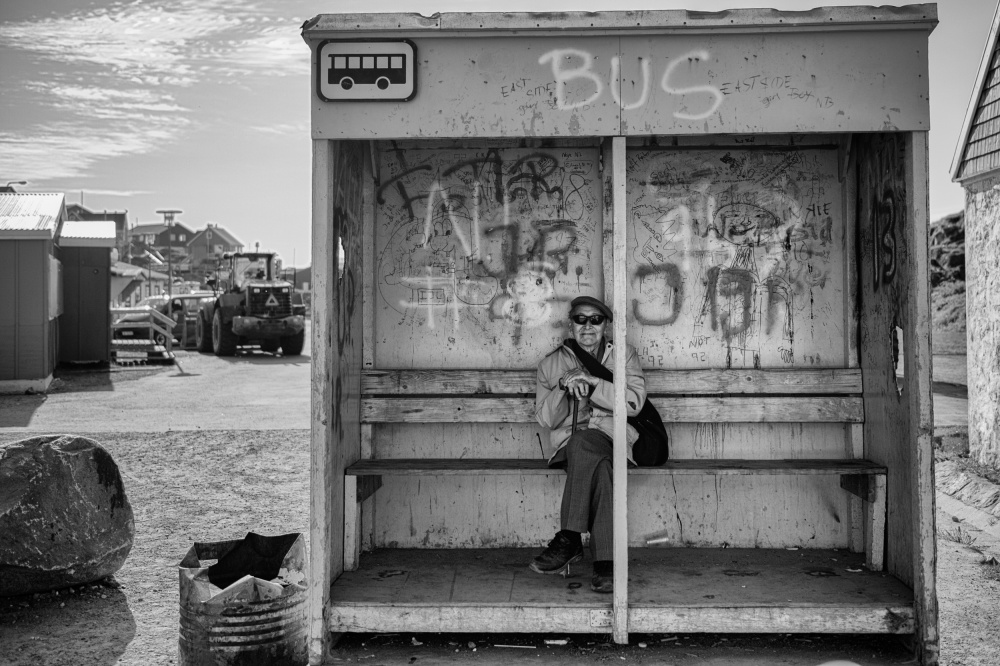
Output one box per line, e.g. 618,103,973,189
591,560,613,593
529,530,583,575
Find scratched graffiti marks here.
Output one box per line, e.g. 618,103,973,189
626,149,846,369
375,146,601,368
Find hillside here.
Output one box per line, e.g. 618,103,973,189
930,211,967,354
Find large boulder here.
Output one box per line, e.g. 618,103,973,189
0,435,134,596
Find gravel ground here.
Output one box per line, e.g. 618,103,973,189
0,429,310,665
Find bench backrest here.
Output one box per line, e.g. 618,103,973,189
361,368,863,424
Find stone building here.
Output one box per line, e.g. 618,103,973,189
952,2,1000,470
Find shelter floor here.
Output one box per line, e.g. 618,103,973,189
329,548,914,635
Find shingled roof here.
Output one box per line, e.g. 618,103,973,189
953,2,1000,182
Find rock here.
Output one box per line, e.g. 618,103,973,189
0,435,134,596
929,211,966,287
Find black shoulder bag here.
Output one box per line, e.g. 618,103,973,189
563,339,669,466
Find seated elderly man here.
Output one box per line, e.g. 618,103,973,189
531,295,647,593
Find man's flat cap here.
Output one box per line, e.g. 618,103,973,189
569,295,613,322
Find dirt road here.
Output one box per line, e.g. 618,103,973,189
0,337,311,433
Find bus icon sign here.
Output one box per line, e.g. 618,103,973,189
318,39,416,102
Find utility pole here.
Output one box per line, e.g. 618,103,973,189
156,209,183,298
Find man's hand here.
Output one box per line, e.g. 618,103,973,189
561,368,597,400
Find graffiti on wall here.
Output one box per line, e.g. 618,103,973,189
626,148,846,369
534,48,837,119
375,146,602,368
860,135,905,291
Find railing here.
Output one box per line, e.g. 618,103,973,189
110,306,176,354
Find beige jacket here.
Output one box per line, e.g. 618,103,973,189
534,340,647,463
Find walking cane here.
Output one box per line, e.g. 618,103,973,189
571,394,579,433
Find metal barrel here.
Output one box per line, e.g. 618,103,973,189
178,534,307,666
178,589,306,665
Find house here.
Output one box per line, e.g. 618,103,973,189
0,193,66,393
111,260,170,306
66,202,129,263
186,223,244,280
129,220,196,276
950,0,1000,470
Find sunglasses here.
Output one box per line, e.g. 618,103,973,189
571,314,607,325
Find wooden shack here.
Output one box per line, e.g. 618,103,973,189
302,6,939,665
0,193,66,394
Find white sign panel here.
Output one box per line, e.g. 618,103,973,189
318,39,416,102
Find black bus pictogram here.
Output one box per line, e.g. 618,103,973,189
328,54,407,91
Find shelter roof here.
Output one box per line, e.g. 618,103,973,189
0,193,66,239
303,5,938,34
59,220,117,248
953,3,1000,182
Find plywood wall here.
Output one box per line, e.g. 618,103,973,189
625,147,847,369
855,134,913,585
373,142,603,368
370,421,855,548
365,138,859,551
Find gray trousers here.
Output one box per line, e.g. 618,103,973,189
549,428,614,561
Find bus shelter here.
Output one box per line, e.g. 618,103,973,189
302,6,939,664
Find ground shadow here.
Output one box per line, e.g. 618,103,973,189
51,365,115,393
932,381,968,399
0,395,47,429
0,584,135,665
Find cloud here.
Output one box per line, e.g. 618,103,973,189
75,189,154,197
249,121,311,136
0,0,310,183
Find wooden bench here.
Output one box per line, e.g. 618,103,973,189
346,368,885,573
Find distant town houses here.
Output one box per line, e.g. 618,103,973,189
125,220,245,288
8,192,306,308
60,213,250,306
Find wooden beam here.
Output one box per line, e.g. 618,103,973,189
362,142,376,371
361,368,864,395
628,605,913,634
905,130,939,666
327,603,913,635
610,135,629,645
344,475,360,572
345,458,887,476
330,604,613,634
361,396,864,424
866,474,887,572
309,138,337,665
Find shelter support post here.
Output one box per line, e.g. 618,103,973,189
309,138,338,665
905,130,939,666
610,136,629,644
